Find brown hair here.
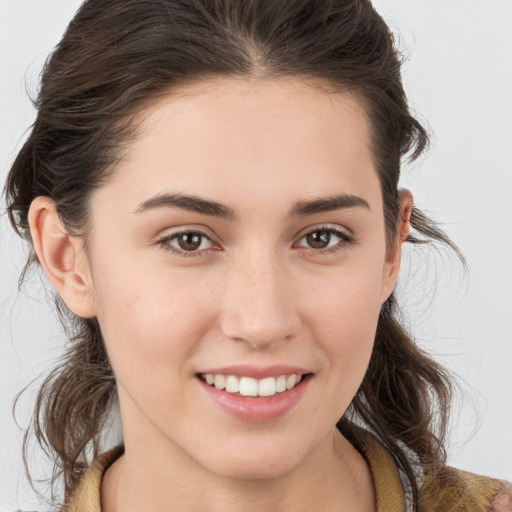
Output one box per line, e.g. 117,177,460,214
4,0,463,509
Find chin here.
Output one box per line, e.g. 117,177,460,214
212,458,299,481
197,443,307,482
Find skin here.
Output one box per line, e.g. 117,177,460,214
29,77,413,512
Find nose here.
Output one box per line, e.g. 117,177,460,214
219,253,301,349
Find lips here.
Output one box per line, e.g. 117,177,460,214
197,365,312,422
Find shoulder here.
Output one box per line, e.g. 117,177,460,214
421,466,512,512
62,445,124,512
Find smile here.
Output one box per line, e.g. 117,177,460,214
199,373,303,397
198,371,311,422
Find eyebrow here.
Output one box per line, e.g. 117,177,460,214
134,192,370,219
291,194,370,216
135,193,237,220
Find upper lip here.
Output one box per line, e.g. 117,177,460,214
198,364,311,379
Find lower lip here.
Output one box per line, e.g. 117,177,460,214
198,375,311,422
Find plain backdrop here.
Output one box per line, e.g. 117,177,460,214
1,1,511,510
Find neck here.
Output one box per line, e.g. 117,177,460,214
102,427,376,512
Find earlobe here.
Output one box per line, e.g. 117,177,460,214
28,197,97,318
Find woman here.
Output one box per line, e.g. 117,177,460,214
3,0,511,510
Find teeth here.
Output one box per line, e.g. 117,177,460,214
225,375,239,393
202,373,304,396
214,374,226,390
239,377,258,396
258,377,276,397
276,375,287,392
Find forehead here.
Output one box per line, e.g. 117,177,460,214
98,77,380,215
131,76,371,159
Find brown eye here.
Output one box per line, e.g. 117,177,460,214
305,230,332,249
296,227,354,254
176,232,203,251
159,231,214,255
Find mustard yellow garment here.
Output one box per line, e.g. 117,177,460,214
63,430,512,512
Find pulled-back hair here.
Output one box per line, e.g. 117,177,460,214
4,0,462,509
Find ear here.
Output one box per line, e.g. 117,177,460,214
28,196,98,318
379,189,414,302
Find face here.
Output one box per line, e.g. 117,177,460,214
81,77,401,479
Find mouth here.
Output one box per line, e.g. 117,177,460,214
197,368,313,421
198,372,308,397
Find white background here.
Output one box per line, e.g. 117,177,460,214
1,1,511,509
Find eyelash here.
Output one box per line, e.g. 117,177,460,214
157,229,215,258
298,226,355,257
156,226,355,258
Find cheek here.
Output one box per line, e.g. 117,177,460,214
93,263,218,386
299,263,383,377
287,271,382,431
301,255,384,335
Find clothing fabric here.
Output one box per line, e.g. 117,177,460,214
63,429,512,511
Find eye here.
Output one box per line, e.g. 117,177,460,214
157,230,215,256
295,227,354,253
